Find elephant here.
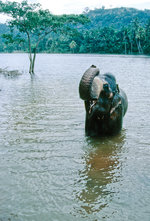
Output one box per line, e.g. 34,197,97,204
79,65,128,137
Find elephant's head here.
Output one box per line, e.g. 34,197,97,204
79,65,120,118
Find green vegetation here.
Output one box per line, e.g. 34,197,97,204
84,7,150,29
0,2,150,59
0,0,88,74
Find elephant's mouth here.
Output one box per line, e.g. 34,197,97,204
88,99,110,118
88,97,122,119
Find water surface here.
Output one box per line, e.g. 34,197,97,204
0,53,150,221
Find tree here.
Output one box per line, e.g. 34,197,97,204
144,19,150,54
122,27,128,54
131,18,145,54
69,40,77,53
0,0,89,74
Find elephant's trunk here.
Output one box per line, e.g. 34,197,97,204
79,65,103,100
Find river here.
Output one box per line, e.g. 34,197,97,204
0,53,150,221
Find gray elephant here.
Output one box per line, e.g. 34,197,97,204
79,65,128,137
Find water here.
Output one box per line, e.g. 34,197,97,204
0,53,150,221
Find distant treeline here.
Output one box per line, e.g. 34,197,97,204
0,7,150,55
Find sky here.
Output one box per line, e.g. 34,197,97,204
38,0,150,14
0,0,150,23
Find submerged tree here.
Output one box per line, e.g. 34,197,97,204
0,0,89,74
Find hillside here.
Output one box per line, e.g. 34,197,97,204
84,7,150,29
0,7,150,54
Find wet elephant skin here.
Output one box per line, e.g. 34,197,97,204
79,65,128,137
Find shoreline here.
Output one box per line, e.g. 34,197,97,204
0,52,150,57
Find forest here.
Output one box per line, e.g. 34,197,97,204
0,6,150,55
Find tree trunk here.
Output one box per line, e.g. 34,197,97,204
28,51,37,74
32,51,36,74
26,31,50,75
130,42,133,54
124,42,127,54
136,38,143,54
138,40,143,54
27,32,35,75
29,52,33,74
30,41,40,74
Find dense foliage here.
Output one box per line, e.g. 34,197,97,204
0,0,88,73
84,7,150,29
0,5,150,55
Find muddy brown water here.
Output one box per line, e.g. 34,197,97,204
0,54,150,221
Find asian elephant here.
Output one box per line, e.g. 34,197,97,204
79,65,128,137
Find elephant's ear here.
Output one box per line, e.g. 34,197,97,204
79,65,102,100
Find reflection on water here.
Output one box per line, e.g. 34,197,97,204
74,133,125,216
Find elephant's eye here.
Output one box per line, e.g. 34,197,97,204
103,83,109,91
